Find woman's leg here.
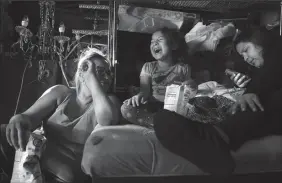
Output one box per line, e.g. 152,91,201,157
81,125,205,177
153,110,235,175
81,125,156,177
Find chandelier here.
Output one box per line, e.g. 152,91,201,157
37,0,55,82
11,0,72,86
38,0,55,55
10,0,118,116
11,0,117,88
11,0,56,83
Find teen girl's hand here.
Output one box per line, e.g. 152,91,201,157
124,92,149,107
230,73,251,88
231,93,264,114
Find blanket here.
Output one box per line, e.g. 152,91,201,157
181,81,245,124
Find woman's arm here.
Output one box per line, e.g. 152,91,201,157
21,84,69,130
6,85,69,150
124,75,151,107
88,76,120,126
108,95,122,125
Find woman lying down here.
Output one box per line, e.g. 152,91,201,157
0,48,121,182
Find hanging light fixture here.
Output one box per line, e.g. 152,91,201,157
280,1,282,36
14,15,33,51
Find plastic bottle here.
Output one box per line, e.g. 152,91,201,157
10,129,47,183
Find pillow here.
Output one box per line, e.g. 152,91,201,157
185,22,236,54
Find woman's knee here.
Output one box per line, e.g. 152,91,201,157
81,126,153,177
121,104,153,127
81,129,110,176
82,127,138,176
121,103,137,120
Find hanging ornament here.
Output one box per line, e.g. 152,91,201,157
60,43,64,52
24,36,28,43
53,41,56,52
20,37,23,50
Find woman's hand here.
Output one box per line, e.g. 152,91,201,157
230,73,251,88
6,114,32,151
124,92,148,107
231,93,264,114
78,60,96,86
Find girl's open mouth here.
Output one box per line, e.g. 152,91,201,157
153,47,162,54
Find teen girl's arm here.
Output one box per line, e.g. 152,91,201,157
126,62,152,107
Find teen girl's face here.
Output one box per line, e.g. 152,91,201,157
150,31,173,61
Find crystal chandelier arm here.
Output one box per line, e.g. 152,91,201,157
62,43,80,61
67,34,88,48
32,43,39,49
58,55,70,87
54,47,64,58
11,40,21,48
68,40,79,49
52,42,80,87
53,42,80,62
54,45,71,87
